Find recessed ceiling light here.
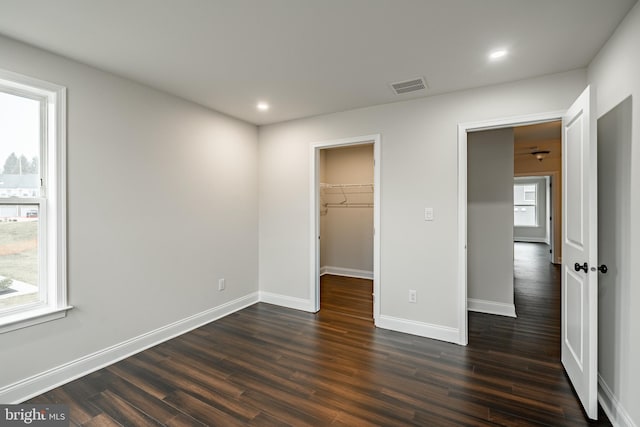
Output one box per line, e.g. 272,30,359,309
257,102,270,111
489,49,508,60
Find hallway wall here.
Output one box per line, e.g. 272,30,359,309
467,128,515,316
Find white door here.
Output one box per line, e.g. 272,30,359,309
562,85,598,419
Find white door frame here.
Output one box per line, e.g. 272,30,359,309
309,134,381,319
457,111,564,345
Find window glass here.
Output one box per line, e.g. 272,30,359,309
0,92,41,197
0,90,43,314
0,205,40,311
514,183,537,226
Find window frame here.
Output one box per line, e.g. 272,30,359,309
0,68,70,333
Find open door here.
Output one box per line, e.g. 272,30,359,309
561,85,598,419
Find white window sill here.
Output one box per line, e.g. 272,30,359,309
0,306,73,334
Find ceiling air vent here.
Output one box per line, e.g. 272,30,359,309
390,77,427,95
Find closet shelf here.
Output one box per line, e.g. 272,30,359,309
320,183,374,214
320,183,373,189
324,203,373,208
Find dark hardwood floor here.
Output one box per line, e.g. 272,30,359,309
320,274,373,320
28,244,610,426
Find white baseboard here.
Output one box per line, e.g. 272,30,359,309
514,236,548,243
468,298,517,317
259,291,316,312
376,315,460,344
599,374,637,427
320,266,373,280
0,292,260,404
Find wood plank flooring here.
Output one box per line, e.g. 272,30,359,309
320,274,373,320
28,243,611,425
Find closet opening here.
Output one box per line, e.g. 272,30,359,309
319,144,374,320
309,134,380,322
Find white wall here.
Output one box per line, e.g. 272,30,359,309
588,2,640,425
320,145,374,276
259,69,587,337
467,129,515,316
597,97,632,427
0,35,259,398
513,176,548,243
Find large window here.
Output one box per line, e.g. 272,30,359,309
0,69,68,333
514,183,537,227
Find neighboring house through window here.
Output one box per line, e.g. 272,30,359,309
0,69,69,333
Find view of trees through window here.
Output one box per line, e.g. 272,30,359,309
3,152,39,175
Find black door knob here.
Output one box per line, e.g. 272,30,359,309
598,264,608,274
574,262,588,273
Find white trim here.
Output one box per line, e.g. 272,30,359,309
598,375,637,427
53,81,68,313
457,124,468,345
310,134,381,319
467,298,517,317
376,315,459,344
320,266,373,280
0,293,259,404
457,110,565,346
0,306,73,334
259,291,314,312
0,68,66,96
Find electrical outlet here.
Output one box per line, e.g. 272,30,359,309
424,207,434,221
218,278,226,291
409,289,417,303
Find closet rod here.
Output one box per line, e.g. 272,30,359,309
320,183,373,188
324,203,374,208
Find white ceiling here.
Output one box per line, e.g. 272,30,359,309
0,0,636,125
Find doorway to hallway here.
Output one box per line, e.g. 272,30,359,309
469,242,560,356
467,241,611,423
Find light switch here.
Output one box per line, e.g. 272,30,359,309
424,207,434,221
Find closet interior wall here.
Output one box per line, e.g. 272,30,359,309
319,144,374,279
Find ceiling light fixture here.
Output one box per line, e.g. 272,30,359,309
489,49,508,60
531,150,550,162
256,102,269,111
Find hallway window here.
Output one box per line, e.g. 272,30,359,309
0,69,69,333
514,183,537,226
